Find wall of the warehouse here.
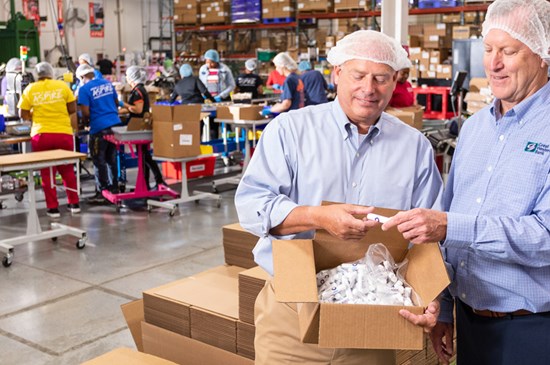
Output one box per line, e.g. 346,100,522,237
0,0,164,64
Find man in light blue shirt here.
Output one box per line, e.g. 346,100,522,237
383,1,550,364
235,30,444,365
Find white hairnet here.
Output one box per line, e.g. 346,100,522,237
76,64,95,80
245,58,257,71
273,52,298,71
6,58,22,72
36,62,55,78
126,65,147,84
327,30,412,71
78,53,93,65
482,0,550,65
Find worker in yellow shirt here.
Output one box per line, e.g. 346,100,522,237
18,62,80,218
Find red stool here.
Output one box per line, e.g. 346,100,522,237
413,86,455,120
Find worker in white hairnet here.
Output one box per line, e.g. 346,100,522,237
78,53,103,80
262,52,304,115
122,65,166,190
235,30,443,365
381,1,550,364
235,58,263,99
18,62,80,218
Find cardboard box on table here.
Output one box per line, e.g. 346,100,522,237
272,206,450,350
151,104,202,158
385,106,424,130
216,105,264,121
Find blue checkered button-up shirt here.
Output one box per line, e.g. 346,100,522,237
440,81,550,321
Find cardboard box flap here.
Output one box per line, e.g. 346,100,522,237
405,243,450,306
297,302,321,344
318,304,424,349
120,299,145,352
173,104,201,122
273,239,318,303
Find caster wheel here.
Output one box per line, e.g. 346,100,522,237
76,237,87,249
51,237,58,242
169,208,177,217
15,192,24,202
115,204,121,213
195,200,200,205
2,253,13,267
0,203,5,210
147,205,153,213
217,199,222,208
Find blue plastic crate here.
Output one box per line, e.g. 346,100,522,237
418,0,458,8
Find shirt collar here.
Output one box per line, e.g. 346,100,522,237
490,80,550,124
332,97,382,140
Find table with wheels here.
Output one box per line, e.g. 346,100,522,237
211,118,271,189
103,134,179,212
0,149,88,267
0,135,32,207
147,154,222,216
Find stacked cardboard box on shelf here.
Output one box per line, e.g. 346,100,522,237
452,24,481,40
423,23,452,49
262,0,295,21
174,0,199,25
333,0,368,11
409,45,451,80
297,0,333,13
200,0,231,24
222,223,259,269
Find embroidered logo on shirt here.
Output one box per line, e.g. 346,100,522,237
525,141,549,155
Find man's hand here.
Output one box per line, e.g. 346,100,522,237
316,204,378,240
381,208,447,244
399,299,440,333
429,321,454,365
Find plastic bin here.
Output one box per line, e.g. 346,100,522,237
162,156,216,180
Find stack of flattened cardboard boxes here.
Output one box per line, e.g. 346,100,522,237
222,223,259,269
237,266,270,360
151,104,201,159
140,265,253,365
297,0,333,13
333,0,369,11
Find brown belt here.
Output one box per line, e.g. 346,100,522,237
468,306,533,318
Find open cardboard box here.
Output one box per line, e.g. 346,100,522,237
273,206,450,350
216,104,264,121
385,106,424,130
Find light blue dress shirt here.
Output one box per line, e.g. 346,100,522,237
235,98,443,275
440,81,550,321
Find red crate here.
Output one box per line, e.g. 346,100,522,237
162,156,216,180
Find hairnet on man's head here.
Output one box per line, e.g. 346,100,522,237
179,64,193,78
36,62,55,78
327,30,412,71
482,0,550,65
78,53,93,65
204,49,220,63
126,65,147,84
298,60,312,72
245,58,257,71
273,52,298,71
76,64,95,80
6,58,22,72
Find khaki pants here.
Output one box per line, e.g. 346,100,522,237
254,281,396,365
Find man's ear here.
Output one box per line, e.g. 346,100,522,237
333,66,342,85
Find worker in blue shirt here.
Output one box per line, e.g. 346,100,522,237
76,64,121,204
262,52,304,116
298,60,328,106
383,1,550,364
235,30,442,365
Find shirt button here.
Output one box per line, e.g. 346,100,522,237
352,182,357,188
487,166,493,172
356,153,360,158
499,135,504,141
460,261,465,267
461,293,467,299
370,140,374,145
476,197,482,204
